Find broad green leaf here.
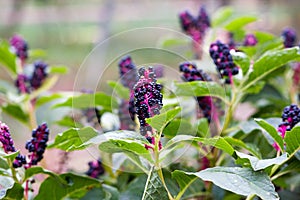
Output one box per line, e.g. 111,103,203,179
255,31,277,43
48,65,68,74
35,93,65,107
224,16,257,31
211,6,233,27
243,47,300,90
224,137,261,158
1,103,29,124
254,118,284,152
83,130,152,163
231,51,250,75
236,151,288,171
185,167,279,200
34,173,102,200
146,107,181,133
195,118,210,137
107,80,130,100
173,81,227,103
120,175,147,200
0,41,17,75
0,157,9,169
53,92,118,111
0,176,14,199
24,166,64,183
0,80,18,95
172,170,197,199
245,81,265,94
55,116,81,128
28,49,46,58
284,127,300,156
48,127,98,151
164,135,235,156
2,151,20,164
162,119,194,138
3,183,23,200
142,166,169,200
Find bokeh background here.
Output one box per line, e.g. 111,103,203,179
0,0,300,173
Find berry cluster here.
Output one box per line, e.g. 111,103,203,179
179,6,210,43
9,34,28,63
86,159,105,178
179,62,212,82
274,104,300,151
13,154,27,168
119,100,136,130
25,123,49,166
118,55,138,89
134,67,163,136
281,28,297,48
15,60,48,93
243,34,258,46
209,40,239,84
0,121,16,153
179,62,215,122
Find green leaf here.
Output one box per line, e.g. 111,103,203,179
55,116,81,128
2,151,20,163
173,81,227,103
80,185,119,200
185,167,279,200
83,130,152,163
236,151,288,171
172,170,197,199
224,137,261,158
48,127,99,151
211,6,233,27
164,135,235,156
162,119,194,138
254,118,284,152
28,49,46,58
0,176,14,199
35,93,64,107
245,81,265,94
243,47,300,90
107,80,130,100
53,92,118,111
224,16,257,31
24,166,64,183
195,118,210,137
34,173,102,200
0,157,9,169
159,38,189,48
284,127,300,156
142,166,169,200
1,104,29,124
48,65,68,74
3,183,24,200
120,175,147,199
146,107,181,133
231,51,250,75
0,41,17,75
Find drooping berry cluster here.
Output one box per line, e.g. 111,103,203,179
281,28,297,48
179,62,216,122
119,100,136,130
179,62,212,82
15,60,48,93
25,123,49,166
0,121,16,153
179,6,210,43
134,67,163,136
13,154,27,168
243,34,258,46
9,34,29,63
118,55,138,89
274,104,300,151
118,55,138,130
209,40,239,84
86,159,105,178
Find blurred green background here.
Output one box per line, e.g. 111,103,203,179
1,0,300,91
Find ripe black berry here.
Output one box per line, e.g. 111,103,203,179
281,28,297,48
86,159,105,178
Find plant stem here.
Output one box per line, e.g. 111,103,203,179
175,177,197,200
7,158,19,183
246,194,256,200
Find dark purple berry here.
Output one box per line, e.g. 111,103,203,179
9,34,28,62
15,74,30,94
281,28,297,48
86,159,105,178
118,55,138,89
30,60,48,89
243,34,257,46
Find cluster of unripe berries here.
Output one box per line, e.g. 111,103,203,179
209,40,239,84
134,67,163,135
0,121,49,168
119,55,138,89
179,6,210,43
86,159,105,179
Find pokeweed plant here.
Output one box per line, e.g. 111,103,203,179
0,5,300,200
